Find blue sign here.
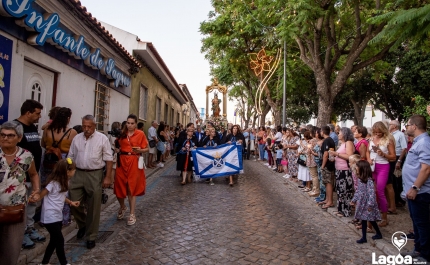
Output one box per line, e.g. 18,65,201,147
0,0,131,88
0,34,12,124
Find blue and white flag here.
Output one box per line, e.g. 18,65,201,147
191,143,243,179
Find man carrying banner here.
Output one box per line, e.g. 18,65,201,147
225,125,245,186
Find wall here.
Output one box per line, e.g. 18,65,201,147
130,67,183,133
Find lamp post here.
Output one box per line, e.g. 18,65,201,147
282,40,287,126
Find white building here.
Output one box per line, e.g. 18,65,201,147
0,0,139,133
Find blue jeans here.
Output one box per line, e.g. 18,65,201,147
407,192,430,260
258,144,265,160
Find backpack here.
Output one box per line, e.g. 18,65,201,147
43,129,71,169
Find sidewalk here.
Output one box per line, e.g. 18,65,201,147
254,158,415,256
18,157,174,265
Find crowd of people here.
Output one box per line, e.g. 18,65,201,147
0,99,429,264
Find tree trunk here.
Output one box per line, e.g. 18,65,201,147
316,98,333,127
260,104,271,127
350,99,368,126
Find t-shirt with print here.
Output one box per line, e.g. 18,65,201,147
41,181,67,224
15,119,42,181
321,137,335,172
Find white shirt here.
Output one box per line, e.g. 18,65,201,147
369,140,389,164
41,181,67,224
274,132,283,142
391,130,407,156
148,126,157,140
68,131,113,170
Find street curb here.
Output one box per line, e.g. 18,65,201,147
258,160,401,258
18,157,173,265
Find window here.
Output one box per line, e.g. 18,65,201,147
164,104,169,124
139,84,148,120
94,83,110,132
171,108,174,126
156,97,161,122
31,82,42,102
177,112,180,126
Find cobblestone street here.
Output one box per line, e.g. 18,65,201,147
30,159,385,265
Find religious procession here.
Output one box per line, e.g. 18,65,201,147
1,0,430,265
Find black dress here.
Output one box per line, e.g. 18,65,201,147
176,137,197,172
201,136,220,147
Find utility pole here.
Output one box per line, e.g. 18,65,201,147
282,40,287,126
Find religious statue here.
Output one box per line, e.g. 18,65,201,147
211,92,222,117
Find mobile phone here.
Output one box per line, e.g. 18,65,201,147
372,145,379,152
132,146,139,149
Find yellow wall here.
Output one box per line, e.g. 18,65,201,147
130,67,184,133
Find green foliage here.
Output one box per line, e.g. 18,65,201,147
369,3,430,49
403,95,430,130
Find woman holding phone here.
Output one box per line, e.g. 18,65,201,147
366,121,396,227
114,114,149,226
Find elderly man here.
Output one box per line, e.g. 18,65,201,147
401,115,430,262
68,115,113,249
147,120,161,169
15,99,45,249
327,124,339,147
389,120,408,209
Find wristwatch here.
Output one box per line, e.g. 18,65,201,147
412,185,421,191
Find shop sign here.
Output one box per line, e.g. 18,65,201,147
0,0,131,88
0,34,12,123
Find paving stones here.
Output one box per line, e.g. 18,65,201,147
29,159,385,265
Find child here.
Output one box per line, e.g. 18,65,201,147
37,158,80,265
350,160,382,244
276,143,284,173
349,154,361,191
281,148,289,177
264,138,274,168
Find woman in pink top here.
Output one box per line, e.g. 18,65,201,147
353,126,369,189
329,127,355,217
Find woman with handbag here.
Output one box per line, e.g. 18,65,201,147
114,114,149,226
0,121,41,265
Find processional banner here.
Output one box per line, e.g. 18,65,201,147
191,143,243,179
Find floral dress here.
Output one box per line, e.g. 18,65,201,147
0,147,33,206
286,136,300,176
351,178,381,221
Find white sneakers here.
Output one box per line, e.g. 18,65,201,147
156,163,164,168
283,174,291,178
264,163,269,166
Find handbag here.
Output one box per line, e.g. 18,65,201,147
148,140,156,148
138,155,145,169
157,140,166,152
297,154,307,167
0,204,25,224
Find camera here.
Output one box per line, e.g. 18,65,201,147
101,189,108,204
107,128,121,137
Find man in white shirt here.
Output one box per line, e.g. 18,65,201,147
68,115,113,249
389,120,408,208
147,121,161,168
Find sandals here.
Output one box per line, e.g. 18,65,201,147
127,214,136,226
317,201,326,206
301,188,311,192
379,219,389,227
321,204,334,209
117,206,127,220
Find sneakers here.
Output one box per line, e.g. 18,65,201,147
283,174,291,178
264,163,269,166
156,163,164,168
267,165,272,168
22,234,35,249
210,181,214,186
27,227,46,242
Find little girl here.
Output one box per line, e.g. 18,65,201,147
37,158,80,265
276,143,284,173
350,160,383,244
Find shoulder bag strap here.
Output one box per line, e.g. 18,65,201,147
56,128,72,147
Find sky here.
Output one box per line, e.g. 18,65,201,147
80,0,238,123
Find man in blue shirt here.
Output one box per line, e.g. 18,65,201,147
402,115,430,261
327,124,338,147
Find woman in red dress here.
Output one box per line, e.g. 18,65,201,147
114,114,148,226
